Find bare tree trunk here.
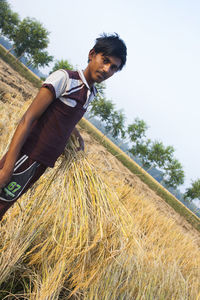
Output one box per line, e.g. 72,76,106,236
17,51,26,61
146,165,153,172
26,60,33,67
5,45,15,55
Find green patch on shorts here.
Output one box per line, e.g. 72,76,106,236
0,162,39,202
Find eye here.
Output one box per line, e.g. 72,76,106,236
103,57,110,64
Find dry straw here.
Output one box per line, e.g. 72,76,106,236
0,94,200,299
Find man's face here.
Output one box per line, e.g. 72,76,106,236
88,50,122,84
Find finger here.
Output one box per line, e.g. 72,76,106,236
76,147,84,152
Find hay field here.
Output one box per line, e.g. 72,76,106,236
79,118,200,231
0,60,200,299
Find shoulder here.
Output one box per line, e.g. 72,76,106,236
42,69,70,99
65,69,80,80
45,69,69,82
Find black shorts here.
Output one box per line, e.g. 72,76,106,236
0,153,47,220
0,154,40,202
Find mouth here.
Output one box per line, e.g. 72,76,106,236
96,71,105,80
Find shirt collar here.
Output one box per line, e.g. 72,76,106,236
78,69,97,96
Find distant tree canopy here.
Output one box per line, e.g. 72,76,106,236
109,110,126,139
51,59,74,73
90,95,184,188
12,17,50,58
89,83,126,139
0,1,53,68
184,179,200,202
128,118,184,188
128,118,148,143
0,0,20,40
27,50,53,69
163,158,184,188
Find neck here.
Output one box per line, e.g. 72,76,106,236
83,67,94,89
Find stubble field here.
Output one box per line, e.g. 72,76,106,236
0,58,200,299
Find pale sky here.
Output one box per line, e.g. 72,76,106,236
7,0,200,193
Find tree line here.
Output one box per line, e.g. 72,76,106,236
0,0,199,203
89,83,184,189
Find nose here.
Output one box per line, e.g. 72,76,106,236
103,64,111,74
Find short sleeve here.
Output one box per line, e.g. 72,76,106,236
42,69,69,99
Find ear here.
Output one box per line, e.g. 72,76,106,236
88,48,96,62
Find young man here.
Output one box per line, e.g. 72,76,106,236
0,33,127,220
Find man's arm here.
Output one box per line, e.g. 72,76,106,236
71,127,85,151
0,87,54,188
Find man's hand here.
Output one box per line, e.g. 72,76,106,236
0,168,12,189
76,135,85,151
71,127,85,151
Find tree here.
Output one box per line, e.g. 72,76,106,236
27,50,53,69
128,118,151,167
90,96,114,126
0,0,19,40
10,17,50,60
89,83,125,139
94,82,106,97
89,83,113,121
51,59,73,73
128,124,184,188
148,141,174,169
163,158,184,188
129,139,152,168
127,118,148,143
106,109,126,139
147,142,184,188
184,179,200,202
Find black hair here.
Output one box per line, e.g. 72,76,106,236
92,33,127,70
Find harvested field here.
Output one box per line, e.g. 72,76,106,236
0,58,200,299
